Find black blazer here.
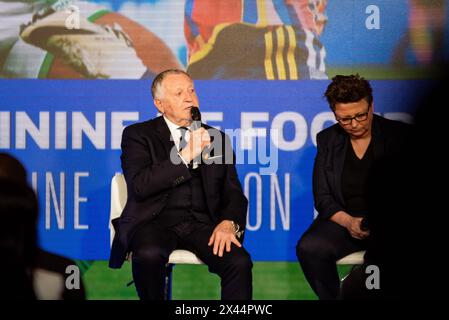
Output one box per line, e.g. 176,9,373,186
313,114,411,220
109,116,248,268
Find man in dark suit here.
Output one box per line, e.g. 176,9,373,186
109,69,252,300
296,74,411,299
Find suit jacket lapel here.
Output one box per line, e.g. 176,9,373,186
199,124,210,193
199,161,210,188
333,128,348,206
154,116,176,157
371,115,385,161
199,124,218,214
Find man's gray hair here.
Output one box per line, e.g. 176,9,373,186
151,69,192,99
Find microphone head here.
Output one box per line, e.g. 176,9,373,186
191,106,201,122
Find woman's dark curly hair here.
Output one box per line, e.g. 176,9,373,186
324,74,373,111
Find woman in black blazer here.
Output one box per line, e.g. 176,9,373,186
296,75,410,300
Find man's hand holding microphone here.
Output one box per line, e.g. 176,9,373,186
178,106,211,164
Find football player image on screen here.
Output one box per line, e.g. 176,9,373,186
184,0,328,80
0,0,183,79
392,0,447,67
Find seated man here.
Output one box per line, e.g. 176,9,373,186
296,74,411,299
109,69,253,300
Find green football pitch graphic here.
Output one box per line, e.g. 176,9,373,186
81,261,352,300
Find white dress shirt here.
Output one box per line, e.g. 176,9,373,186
163,116,195,167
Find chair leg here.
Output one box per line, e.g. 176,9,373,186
164,264,174,300
340,264,361,285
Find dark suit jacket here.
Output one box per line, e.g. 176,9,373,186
313,114,411,220
109,116,248,268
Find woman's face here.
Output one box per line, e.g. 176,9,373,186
334,98,374,139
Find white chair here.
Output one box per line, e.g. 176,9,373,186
337,251,365,265
337,250,366,285
109,173,204,299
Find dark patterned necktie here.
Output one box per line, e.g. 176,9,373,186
178,126,188,151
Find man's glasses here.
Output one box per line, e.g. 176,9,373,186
335,110,370,125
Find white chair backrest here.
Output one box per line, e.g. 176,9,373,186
336,250,365,265
110,173,127,247
108,172,203,300
108,173,204,265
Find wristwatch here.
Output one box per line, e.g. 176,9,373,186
231,221,244,238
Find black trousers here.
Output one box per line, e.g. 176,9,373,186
296,218,366,300
129,218,253,300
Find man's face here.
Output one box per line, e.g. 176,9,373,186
154,73,199,127
334,98,373,139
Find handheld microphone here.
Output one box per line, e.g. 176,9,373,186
191,106,201,130
190,106,214,163
190,106,202,166
360,217,369,231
